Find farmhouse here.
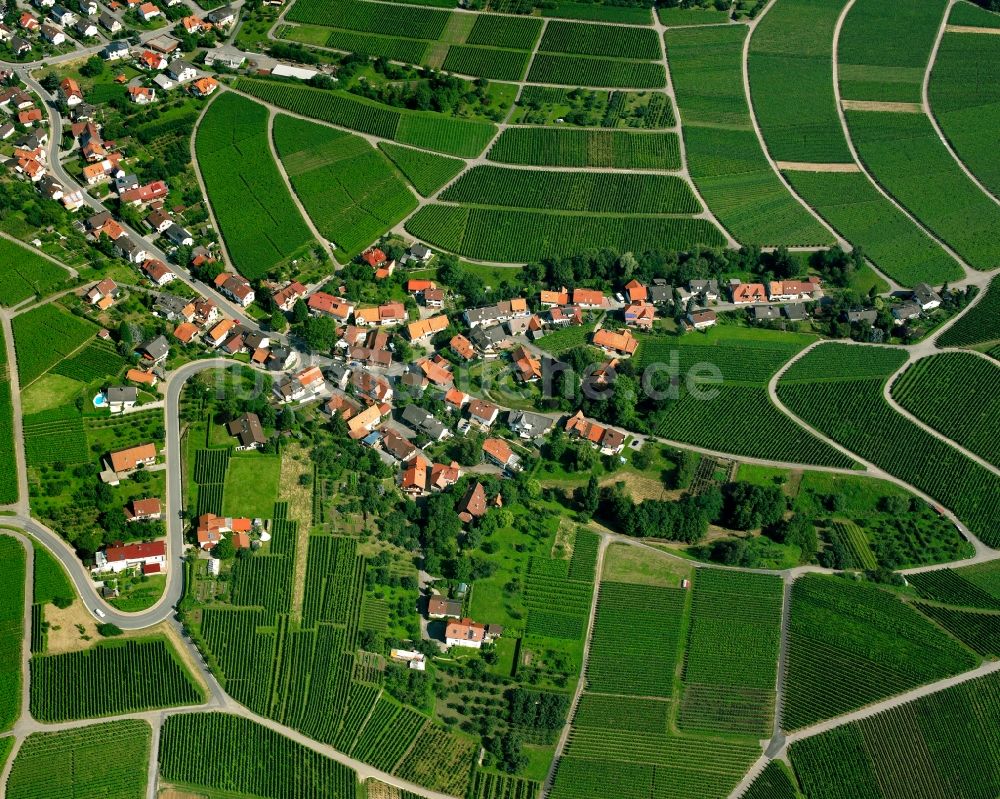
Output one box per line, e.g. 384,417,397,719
445,618,486,649
428,595,463,619
91,540,166,574
227,412,266,450
593,329,638,357
124,497,161,522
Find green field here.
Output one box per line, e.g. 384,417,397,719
196,93,316,279
0,325,16,503
234,77,497,158
540,20,660,59
273,115,417,259
12,304,96,386
31,540,74,607
659,5,731,26
892,352,1000,469
930,29,1000,199
30,637,205,721
845,109,1000,271
789,671,1000,799
442,165,699,213
784,170,963,286
666,25,833,246
378,143,464,196
742,762,801,799
489,127,680,169
405,204,725,261
222,453,281,518
528,54,666,89
782,574,978,729
838,0,948,103
0,536,24,732
937,274,1000,348
778,343,1000,546
748,0,853,164
160,713,358,798
0,238,71,308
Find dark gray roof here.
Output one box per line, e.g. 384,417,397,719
508,410,553,437
107,386,137,403
647,285,673,303
142,335,169,360
846,308,877,324
783,303,807,321
752,305,780,321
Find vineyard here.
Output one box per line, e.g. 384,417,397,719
29,637,205,721
467,13,541,49
195,93,316,279
193,448,229,515
937,275,1000,348
892,352,1000,468
528,54,666,89
779,342,905,383
6,720,150,799
789,671,1000,799
748,0,853,164
680,569,782,736
634,335,807,383
315,28,429,64
51,340,125,383
782,574,977,729
845,109,1000,272
914,604,1000,656
274,115,416,258
441,166,700,214
471,771,541,799
524,553,593,640
666,25,832,247
378,143,464,196
233,77,496,157
489,127,681,169
778,346,1000,546
784,169,963,286
838,0,947,104
159,713,358,798
22,405,88,466
928,27,1000,200
587,581,685,697
0,238,70,307
741,762,801,799
574,693,670,733
907,568,1000,610
0,330,15,502
442,45,531,82
825,520,878,570
12,304,96,385
0,535,25,732
405,204,725,261
286,0,450,39
541,20,659,59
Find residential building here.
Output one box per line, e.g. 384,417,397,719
892,301,922,325
226,412,266,450
483,438,520,471
913,283,942,311
572,288,606,309
428,596,463,619
106,442,157,474
468,398,499,428
624,303,655,330
141,258,175,285
214,272,255,306
140,335,169,364
593,328,638,357
91,540,166,574
124,497,161,522
106,386,138,412
732,283,768,305
457,482,487,523
446,618,486,649
768,278,821,302
407,314,448,342
508,410,553,440
272,281,306,312
686,310,717,331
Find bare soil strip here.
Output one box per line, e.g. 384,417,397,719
841,99,923,113
776,161,862,172
945,24,1000,35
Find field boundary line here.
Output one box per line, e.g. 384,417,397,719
923,0,1000,210
831,0,974,283
741,0,847,249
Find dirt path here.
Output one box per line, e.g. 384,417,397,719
945,23,1000,34
841,99,922,113
774,161,861,172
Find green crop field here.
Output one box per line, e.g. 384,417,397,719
950,2,1000,27
782,574,977,729
222,453,280,518
441,165,700,213
0,238,71,308
680,569,782,737
931,30,1000,199
528,54,666,89
7,720,150,799
789,671,1000,799
937,275,1000,348
273,115,417,259
587,581,685,696
742,762,800,799
892,353,1000,469
784,170,963,286
489,127,680,169
234,78,496,157
160,713,358,798
838,0,948,103
0,325,15,503
50,340,125,384
378,143,464,196
748,0,853,164
915,604,1000,656
12,304,96,385
907,568,1000,610
22,406,88,467
286,0,450,39
467,13,542,49
196,93,316,279
0,536,24,732
30,637,205,721
442,45,530,81
845,110,1000,271
778,344,1000,546
406,204,724,261
666,25,832,246
540,20,660,59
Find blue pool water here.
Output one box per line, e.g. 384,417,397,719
93,393,107,408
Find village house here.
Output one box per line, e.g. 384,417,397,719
428,595,463,619
227,412,266,450
91,540,166,574
445,618,486,649
379,428,419,463
190,76,218,97
346,402,388,440
214,272,255,306
166,59,197,83
450,334,476,361
565,410,626,455
768,278,821,303
390,649,426,671
124,497,161,522
464,298,529,328
593,328,638,357
511,345,542,382
401,405,451,442
423,288,444,308
137,1,160,21
139,335,169,365
444,388,470,413
49,4,76,24
572,288,606,309
624,279,647,303
467,398,499,429
355,301,406,327
40,23,66,44
73,18,97,36
457,482,487,523
483,438,520,471
106,386,138,413
687,309,717,331
195,513,251,549
128,85,156,105
59,77,83,107
307,291,353,321
205,318,236,347
141,258,175,285
126,368,157,387
912,283,942,311
351,370,393,404
732,282,768,305
540,288,569,307
272,281,306,312
508,410,553,440
405,243,432,263
892,301,922,325
207,4,236,25
138,49,167,70
470,324,511,355
104,442,157,478
407,314,448,343
86,277,119,307
274,365,325,403
624,302,655,330
146,208,172,233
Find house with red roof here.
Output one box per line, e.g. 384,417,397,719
92,539,166,573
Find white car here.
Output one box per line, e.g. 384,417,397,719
94,607,106,619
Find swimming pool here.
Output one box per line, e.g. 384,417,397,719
92,393,107,408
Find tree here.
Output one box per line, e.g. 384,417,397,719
213,538,236,560
97,623,123,637
300,316,336,352
722,482,787,530
80,56,104,77
269,309,286,332
291,298,309,324
576,475,600,517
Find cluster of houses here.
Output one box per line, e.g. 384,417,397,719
1,1,87,57
427,594,502,650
